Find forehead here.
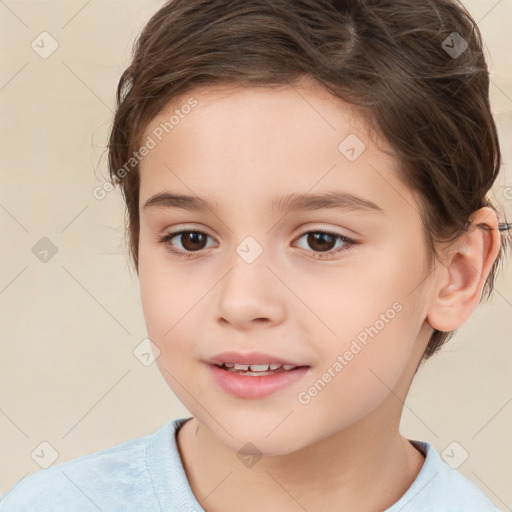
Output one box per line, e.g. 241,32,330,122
138,82,421,221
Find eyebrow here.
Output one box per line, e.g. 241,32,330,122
143,190,385,215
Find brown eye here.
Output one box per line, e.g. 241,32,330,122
295,230,355,255
176,232,208,251
159,230,215,258
306,232,337,252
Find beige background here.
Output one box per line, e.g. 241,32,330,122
0,0,511,508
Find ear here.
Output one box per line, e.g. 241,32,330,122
426,207,502,332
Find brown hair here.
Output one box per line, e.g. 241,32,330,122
107,0,511,362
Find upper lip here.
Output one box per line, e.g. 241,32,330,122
206,351,307,367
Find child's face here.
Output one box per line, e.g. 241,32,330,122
138,80,435,454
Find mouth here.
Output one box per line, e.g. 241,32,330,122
212,362,308,376
207,361,311,399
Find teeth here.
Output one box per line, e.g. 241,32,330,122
221,363,298,372
249,364,269,371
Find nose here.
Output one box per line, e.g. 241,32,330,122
215,251,287,330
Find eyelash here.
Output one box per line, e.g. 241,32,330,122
157,229,358,260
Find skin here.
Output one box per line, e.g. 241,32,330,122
136,77,501,512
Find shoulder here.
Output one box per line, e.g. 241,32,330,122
427,463,499,510
0,422,175,512
386,440,500,512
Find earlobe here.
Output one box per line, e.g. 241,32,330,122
426,207,501,333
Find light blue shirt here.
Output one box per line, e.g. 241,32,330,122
0,417,500,511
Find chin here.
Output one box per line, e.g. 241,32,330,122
200,414,313,457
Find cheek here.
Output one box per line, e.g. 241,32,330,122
138,239,217,391
138,231,186,324
139,259,205,406
139,271,195,355
294,247,423,346
138,242,189,353
295,245,426,397
295,298,420,435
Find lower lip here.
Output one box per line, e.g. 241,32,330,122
207,364,310,400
